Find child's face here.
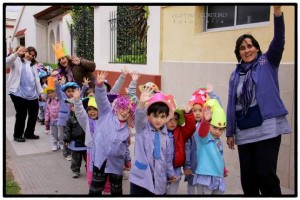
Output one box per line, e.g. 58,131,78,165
42,77,47,84
192,104,203,122
210,125,225,139
65,88,75,98
116,107,131,122
47,90,56,99
147,112,168,131
87,107,98,119
166,114,178,131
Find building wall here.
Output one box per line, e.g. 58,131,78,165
93,6,161,75
160,5,295,191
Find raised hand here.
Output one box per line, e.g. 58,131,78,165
206,83,213,93
203,106,212,121
182,101,193,114
130,70,140,82
121,66,129,77
16,46,26,56
96,71,108,85
73,88,81,100
139,87,153,107
59,76,66,85
71,56,81,65
82,77,90,87
274,5,282,17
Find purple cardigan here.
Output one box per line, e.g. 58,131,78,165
226,14,288,137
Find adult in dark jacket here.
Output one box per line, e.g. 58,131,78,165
226,6,291,196
52,41,96,88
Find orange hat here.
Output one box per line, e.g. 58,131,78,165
43,76,55,94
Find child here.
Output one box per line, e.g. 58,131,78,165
129,88,177,195
54,76,79,160
184,84,222,194
38,66,50,125
64,99,87,178
165,99,196,194
194,99,228,194
88,71,134,196
44,77,61,150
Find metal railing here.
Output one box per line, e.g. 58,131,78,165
109,9,147,64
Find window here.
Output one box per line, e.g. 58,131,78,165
19,37,25,46
206,5,270,30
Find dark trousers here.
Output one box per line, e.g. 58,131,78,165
238,135,282,196
89,161,123,196
130,182,155,196
10,94,39,138
71,150,87,173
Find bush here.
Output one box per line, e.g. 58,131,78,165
42,62,58,70
114,54,146,64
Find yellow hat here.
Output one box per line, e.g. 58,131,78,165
52,41,65,60
204,99,226,128
43,76,55,94
88,97,97,109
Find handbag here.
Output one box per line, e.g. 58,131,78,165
236,105,263,130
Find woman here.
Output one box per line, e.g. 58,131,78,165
226,6,291,196
52,41,96,88
6,46,44,142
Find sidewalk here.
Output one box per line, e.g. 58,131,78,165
4,77,294,196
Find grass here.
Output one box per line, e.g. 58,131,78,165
5,163,21,195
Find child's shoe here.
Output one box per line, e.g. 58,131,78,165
65,155,72,161
52,145,58,151
72,172,80,178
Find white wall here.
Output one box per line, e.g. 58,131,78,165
94,6,161,75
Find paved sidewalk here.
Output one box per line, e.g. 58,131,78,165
4,77,294,196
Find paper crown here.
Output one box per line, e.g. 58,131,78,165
52,41,68,60
189,88,208,107
204,99,226,128
43,76,55,94
139,82,160,93
145,92,175,121
83,97,98,110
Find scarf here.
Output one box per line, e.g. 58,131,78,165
65,66,75,82
238,56,259,116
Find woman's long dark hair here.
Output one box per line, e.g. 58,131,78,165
20,46,38,66
234,34,262,62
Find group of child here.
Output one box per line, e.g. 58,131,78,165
35,42,228,196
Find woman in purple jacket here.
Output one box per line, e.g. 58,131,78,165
226,6,291,196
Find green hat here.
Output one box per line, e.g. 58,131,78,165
204,99,226,128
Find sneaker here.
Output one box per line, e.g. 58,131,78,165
65,155,72,161
52,145,58,151
72,172,80,178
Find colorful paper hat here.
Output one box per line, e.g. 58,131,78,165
82,96,97,110
204,99,226,128
52,41,67,60
112,95,137,128
39,69,49,79
43,76,55,94
61,82,79,91
139,82,160,93
167,95,185,126
145,92,175,121
50,69,61,79
189,88,208,107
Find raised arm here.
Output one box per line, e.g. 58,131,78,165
95,71,111,116
110,66,129,93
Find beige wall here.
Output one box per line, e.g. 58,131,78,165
160,5,295,192
161,6,295,63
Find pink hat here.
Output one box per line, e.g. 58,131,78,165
189,88,207,107
145,92,175,121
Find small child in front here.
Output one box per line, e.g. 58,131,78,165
194,99,228,194
130,88,177,195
